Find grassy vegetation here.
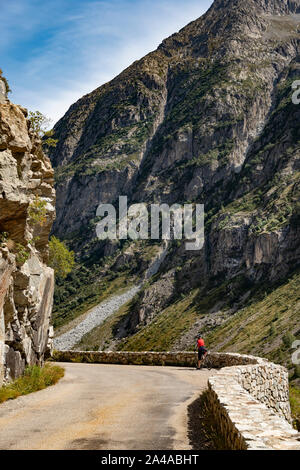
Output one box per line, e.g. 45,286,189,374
290,386,300,431
54,110,158,184
117,291,199,351
0,364,64,404
204,271,300,369
113,274,254,352
84,268,300,383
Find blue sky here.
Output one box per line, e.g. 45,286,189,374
1,0,213,125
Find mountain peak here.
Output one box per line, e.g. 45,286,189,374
211,0,300,14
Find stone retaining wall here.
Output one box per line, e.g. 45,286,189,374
208,368,299,450
236,362,291,421
52,349,300,450
52,350,257,368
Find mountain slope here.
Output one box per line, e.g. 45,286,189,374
48,0,300,373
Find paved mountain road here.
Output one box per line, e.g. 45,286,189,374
0,363,212,450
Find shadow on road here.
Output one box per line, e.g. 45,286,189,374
187,392,217,450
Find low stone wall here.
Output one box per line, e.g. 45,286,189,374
52,350,257,368
52,349,300,450
208,368,300,450
236,362,291,421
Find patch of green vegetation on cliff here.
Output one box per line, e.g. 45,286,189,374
271,77,297,117
54,115,157,183
117,290,199,352
204,271,300,372
141,62,231,164
166,62,229,128
211,167,299,233
179,149,219,169
225,191,263,215
237,74,266,95
249,173,299,234
115,279,238,352
179,139,235,170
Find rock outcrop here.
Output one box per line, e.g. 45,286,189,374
48,0,300,351
0,77,55,385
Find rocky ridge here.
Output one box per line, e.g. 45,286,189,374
0,78,56,384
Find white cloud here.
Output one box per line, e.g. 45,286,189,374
4,0,213,124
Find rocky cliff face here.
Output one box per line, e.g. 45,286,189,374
49,0,300,352
0,79,55,385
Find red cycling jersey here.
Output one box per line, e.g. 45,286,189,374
197,338,205,348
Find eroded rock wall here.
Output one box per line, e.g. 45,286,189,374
0,86,55,385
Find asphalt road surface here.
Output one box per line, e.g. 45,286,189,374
0,362,212,450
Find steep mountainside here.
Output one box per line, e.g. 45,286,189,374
49,0,300,371
0,78,56,385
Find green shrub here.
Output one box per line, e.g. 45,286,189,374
28,111,58,147
49,236,75,279
290,386,300,431
293,365,300,379
28,196,47,226
282,332,296,349
0,364,64,403
15,243,30,265
269,324,276,336
0,231,8,246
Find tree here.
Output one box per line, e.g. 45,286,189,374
28,111,58,148
49,236,75,279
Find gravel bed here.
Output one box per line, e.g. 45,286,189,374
53,285,141,351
